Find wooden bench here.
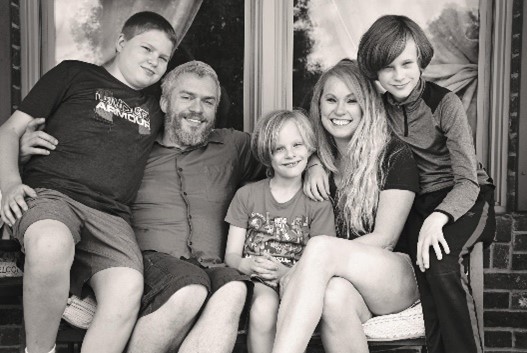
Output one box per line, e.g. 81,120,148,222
0,238,484,353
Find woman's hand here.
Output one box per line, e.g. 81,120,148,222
19,118,58,164
416,212,451,272
303,164,330,201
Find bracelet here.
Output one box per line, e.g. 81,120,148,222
307,163,321,170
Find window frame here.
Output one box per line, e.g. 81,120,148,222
19,0,518,211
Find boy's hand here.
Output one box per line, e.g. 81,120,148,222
303,164,330,201
265,255,290,281
239,255,278,277
1,183,37,227
19,118,57,164
416,212,451,272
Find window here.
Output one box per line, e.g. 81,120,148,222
246,0,512,212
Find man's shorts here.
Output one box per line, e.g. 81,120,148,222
140,251,253,317
11,188,143,296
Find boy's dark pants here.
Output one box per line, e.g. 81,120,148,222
404,185,495,353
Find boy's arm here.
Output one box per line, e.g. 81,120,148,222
434,93,480,222
0,111,38,226
224,225,278,277
224,225,249,272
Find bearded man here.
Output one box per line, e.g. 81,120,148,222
126,61,264,353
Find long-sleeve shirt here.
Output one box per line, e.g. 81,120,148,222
383,79,493,222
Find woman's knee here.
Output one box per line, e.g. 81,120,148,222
302,235,336,266
323,278,370,323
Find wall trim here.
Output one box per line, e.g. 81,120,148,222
244,0,293,132
488,0,513,213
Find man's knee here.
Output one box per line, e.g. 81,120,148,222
161,284,208,321
216,281,248,305
24,220,75,271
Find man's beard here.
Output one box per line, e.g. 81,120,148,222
165,111,215,148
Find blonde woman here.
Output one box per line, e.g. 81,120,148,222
271,60,420,353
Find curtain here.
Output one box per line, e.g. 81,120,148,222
54,0,203,66
295,0,480,138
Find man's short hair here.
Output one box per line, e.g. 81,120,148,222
161,60,222,103
121,11,178,50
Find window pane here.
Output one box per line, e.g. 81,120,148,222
293,0,481,140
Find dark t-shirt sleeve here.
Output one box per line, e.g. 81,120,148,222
383,138,420,194
18,61,74,119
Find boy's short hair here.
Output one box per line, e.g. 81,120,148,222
252,110,316,176
121,11,178,50
161,60,222,105
357,15,434,80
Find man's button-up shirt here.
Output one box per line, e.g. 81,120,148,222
131,129,263,265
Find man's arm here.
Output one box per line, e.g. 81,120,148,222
19,118,58,164
0,111,39,226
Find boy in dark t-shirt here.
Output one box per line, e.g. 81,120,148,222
0,12,176,353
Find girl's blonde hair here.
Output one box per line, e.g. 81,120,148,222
310,60,390,237
252,109,316,177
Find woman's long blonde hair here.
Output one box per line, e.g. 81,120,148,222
310,60,390,237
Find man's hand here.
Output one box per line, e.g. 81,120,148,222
19,118,57,164
303,164,330,201
416,212,451,272
1,183,37,226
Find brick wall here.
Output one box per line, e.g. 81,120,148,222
483,1,527,352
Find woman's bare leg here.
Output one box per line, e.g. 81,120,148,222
321,277,372,353
272,236,418,353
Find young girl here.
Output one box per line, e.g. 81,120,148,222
357,15,496,353
224,110,336,353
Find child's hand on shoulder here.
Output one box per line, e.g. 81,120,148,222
1,183,37,227
416,212,451,272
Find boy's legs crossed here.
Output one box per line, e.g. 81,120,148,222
12,190,81,353
407,186,495,353
248,282,279,353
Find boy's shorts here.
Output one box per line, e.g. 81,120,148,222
11,188,143,296
140,250,253,317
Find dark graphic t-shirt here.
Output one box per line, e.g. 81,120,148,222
19,60,163,223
